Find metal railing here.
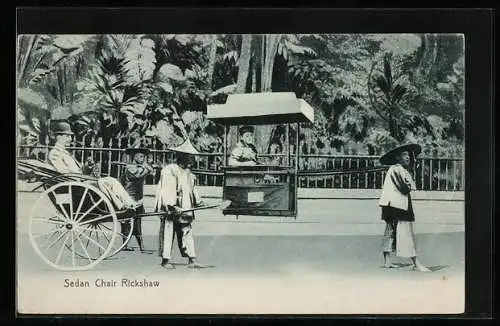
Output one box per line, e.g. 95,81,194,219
17,143,465,191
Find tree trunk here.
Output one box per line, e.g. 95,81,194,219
261,34,282,92
17,35,38,88
431,34,439,66
257,34,283,155
235,34,252,94
252,34,263,92
415,34,427,70
251,58,257,92
206,35,218,90
229,34,253,153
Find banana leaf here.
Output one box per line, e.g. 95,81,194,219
17,88,48,112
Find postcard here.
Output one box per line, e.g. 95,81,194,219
16,31,466,315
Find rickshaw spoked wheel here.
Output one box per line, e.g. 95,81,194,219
28,181,119,271
64,214,135,260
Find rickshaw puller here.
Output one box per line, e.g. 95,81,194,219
154,140,207,269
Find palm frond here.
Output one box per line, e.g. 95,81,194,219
374,75,391,97
391,84,407,103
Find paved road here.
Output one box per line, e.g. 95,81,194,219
16,192,465,315
17,192,464,236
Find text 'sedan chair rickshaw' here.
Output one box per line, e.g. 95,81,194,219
207,92,314,219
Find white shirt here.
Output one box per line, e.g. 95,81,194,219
379,164,416,211
48,144,82,174
154,163,201,216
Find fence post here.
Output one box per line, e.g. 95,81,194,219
117,137,123,180
429,158,433,190
223,125,228,167
106,138,112,177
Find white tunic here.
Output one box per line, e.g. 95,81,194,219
379,164,416,211
154,163,201,222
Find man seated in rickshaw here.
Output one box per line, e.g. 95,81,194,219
47,120,141,213
228,125,260,166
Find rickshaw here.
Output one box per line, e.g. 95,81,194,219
206,92,315,219
17,159,228,271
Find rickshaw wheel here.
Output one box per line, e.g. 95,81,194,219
65,215,134,260
28,181,118,271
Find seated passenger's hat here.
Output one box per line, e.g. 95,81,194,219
50,120,74,135
379,143,422,165
239,125,255,135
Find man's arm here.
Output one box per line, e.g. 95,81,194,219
390,166,414,195
48,150,71,174
228,146,258,166
228,146,243,166
81,157,98,176
189,173,204,206
125,164,153,179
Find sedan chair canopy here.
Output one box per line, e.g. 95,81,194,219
206,92,314,126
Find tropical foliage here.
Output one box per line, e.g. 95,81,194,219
17,33,464,158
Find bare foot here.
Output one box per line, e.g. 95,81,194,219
411,264,431,272
188,262,208,269
160,262,176,270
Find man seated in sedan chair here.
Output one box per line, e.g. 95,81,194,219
228,125,278,184
47,120,141,215
228,125,259,166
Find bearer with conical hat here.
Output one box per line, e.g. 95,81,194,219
119,143,156,253
154,138,208,269
379,143,431,272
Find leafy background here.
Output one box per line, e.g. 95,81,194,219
17,34,464,158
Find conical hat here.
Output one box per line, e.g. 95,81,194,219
379,143,422,165
168,138,200,155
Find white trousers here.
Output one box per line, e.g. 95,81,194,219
158,218,196,260
96,176,136,210
396,221,417,258
383,221,417,258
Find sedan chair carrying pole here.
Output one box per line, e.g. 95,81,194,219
294,122,300,220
